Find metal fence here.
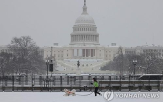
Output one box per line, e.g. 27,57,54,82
0,75,162,92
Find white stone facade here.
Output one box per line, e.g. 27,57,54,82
125,45,163,58
44,45,119,61
0,45,10,53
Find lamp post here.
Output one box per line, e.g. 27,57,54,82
133,59,137,79
49,60,53,77
45,59,50,89
46,59,49,79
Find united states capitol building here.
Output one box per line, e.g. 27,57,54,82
43,1,120,74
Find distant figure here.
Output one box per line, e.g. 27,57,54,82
91,78,102,96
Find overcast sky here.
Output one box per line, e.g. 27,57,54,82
0,0,163,47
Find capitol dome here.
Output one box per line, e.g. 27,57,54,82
75,0,95,25
70,0,100,46
75,14,95,24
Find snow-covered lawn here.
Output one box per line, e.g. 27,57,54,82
0,92,162,102
0,92,103,102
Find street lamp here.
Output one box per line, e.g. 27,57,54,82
45,59,50,88
49,60,53,77
133,59,137,79
46,59,50,79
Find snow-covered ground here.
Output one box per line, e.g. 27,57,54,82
0,92,162,102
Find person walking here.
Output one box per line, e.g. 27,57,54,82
91,78,102,96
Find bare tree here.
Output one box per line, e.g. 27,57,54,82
0,52,13,76
101,51,163,75
8,36,45,75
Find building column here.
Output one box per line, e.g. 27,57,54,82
77,49,79,56
94,49,96,57
88,35,89,41
86,35,87,41
95,35,97,42
74,35,76,41
77,35,78,41
85,49,86,57
96,35,97,42
75,35,76,41
91,35,93,41
80,35,82,41
87,35,88,41
94,35,95,41
82,35,83,41
89,35,90,41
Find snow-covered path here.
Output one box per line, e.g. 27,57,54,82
0,92,162,102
